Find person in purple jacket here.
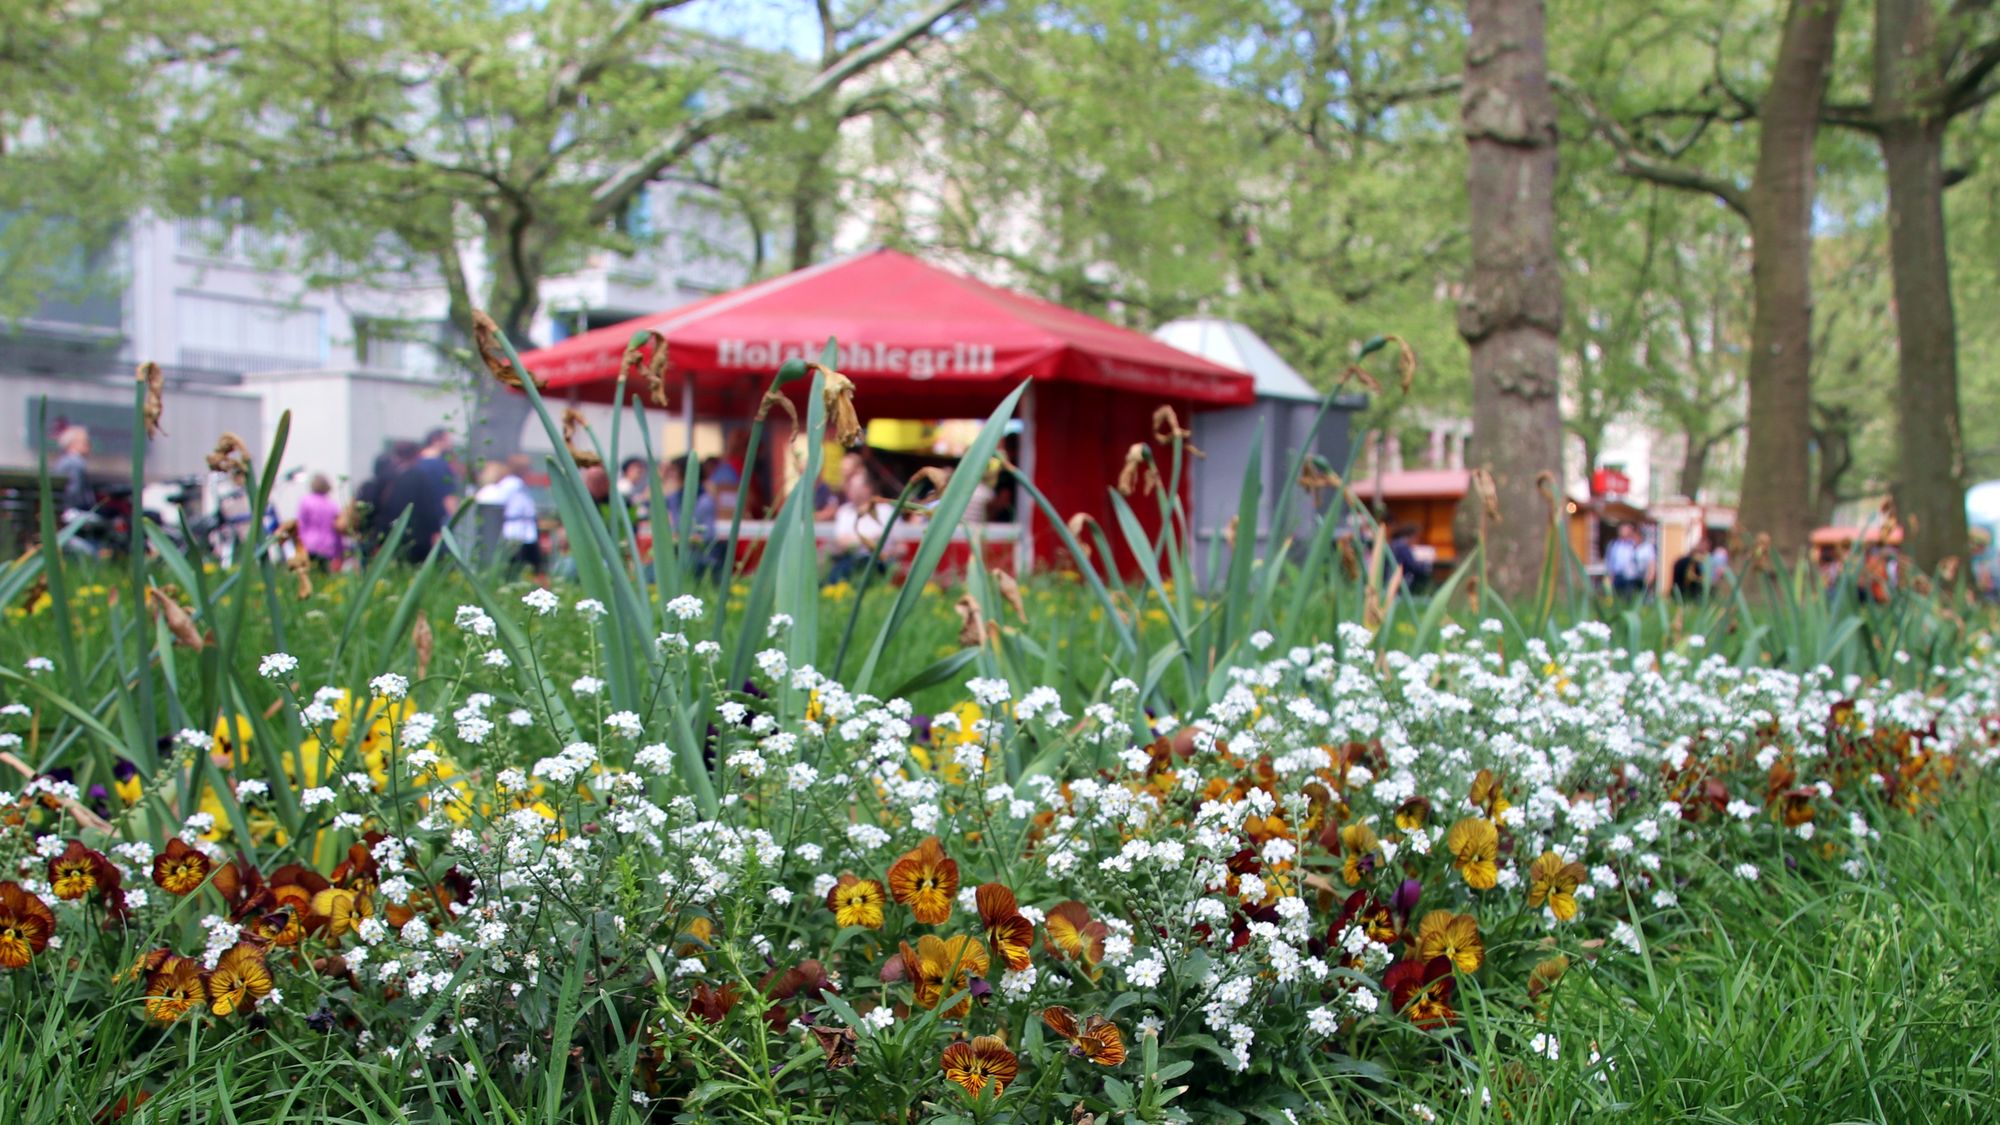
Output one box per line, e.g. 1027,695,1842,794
296,474,345,569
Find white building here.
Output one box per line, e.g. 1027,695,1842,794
1,184,754,496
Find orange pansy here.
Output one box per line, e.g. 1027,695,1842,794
885,837,959,924
940,1035,1018,1097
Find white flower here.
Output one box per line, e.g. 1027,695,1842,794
24,657,54,674
1733,862,1760,882
1249,630,1275,651
575,598,607,619
1530,1032,1560,1061
300,786,337,809
1307,1006,1340,1036
666,595,705,621
507,709,534,727
370,673,409,701
454,605,496,637
1126,955,1166,988
259,652,298,679
766,613,794,637
483,650,511,669
861,1007,897,1032
604,711,643,738
571,675,605,697
522,588,560,616
235,779,270,799
967,678,1011,707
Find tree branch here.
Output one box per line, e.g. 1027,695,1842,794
547,0,705,108
1946,37,2000,115
587,0,977,224
1555,77,1752,219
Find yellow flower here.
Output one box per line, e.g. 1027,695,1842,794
826,875,886,930
1339,822,1380,886
205,942,273,1016
310,886,373,938
144,954,207,1022
903,933,988,1018
1469,769,1510,820
1416,910,1484,973
1446,818,1500,890
1526,851,1586,921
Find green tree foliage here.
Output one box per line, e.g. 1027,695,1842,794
142,0,970,451
855,0,1470,427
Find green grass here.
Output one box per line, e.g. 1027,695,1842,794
1395,787,2000,1125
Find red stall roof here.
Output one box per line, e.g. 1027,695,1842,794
518,249,1254,413
1350,469,1472,501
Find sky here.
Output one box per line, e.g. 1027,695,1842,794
670,0,826,58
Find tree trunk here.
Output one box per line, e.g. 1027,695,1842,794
466,226,544,464
1678,430,1710,499
1459,0,1565,595
1876,0,1969,573
790,146,830,272
1738,0,1842,566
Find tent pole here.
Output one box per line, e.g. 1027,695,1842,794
681,371,696,458
1018,383,1037,574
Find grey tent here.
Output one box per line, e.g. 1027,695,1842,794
1152,318,1362,586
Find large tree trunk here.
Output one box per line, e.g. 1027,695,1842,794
1877,0,1969,573
1738,0,1842,566
1459,0,1565,595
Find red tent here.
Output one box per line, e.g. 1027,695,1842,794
517,249,1254,569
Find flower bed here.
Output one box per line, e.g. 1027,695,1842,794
4,596,1993,1122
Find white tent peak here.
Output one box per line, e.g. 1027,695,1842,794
1153,318,1319,402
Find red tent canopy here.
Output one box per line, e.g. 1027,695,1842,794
515,249,1254,572
520,248,1253,415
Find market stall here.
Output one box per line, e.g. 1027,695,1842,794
513,249,1254,573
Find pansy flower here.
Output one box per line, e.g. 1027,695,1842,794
975,883,1035,971
826,874,887,930
1470,768,1510,819
1385,955,1457,1029
143,953,207,1022
1445,818,1499,890
1043,901,1108,966
310,886,373,939
1338,822,1380,886
688,981,739,1024
1526,852,1587,921
152,839,212,896
0,881,55,969
1394,795,1431,832
1041,1006,1127,1065
1415,910,1483,973
901,934,987,1019
205,941,274,1016
940,1035,1018,1097
885,837,959,925
49,839,126,917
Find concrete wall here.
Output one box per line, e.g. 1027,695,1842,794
1,370,263,482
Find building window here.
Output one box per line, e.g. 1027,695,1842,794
176,292,324,374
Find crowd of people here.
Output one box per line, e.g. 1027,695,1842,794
318,426,954,584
